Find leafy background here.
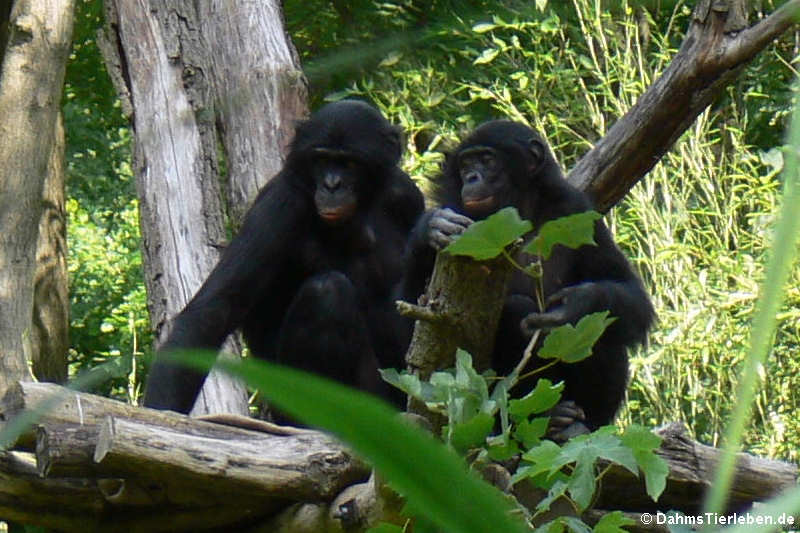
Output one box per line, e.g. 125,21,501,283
64,0,799,460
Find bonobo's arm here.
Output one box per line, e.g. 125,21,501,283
143,177,310,412
521,223,655,344
399,208,472,302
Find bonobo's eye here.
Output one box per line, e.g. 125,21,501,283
481,153,495,167
345,159,360,172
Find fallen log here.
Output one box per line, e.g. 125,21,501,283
596,422,798,513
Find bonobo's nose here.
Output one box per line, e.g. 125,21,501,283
324,174,341,191
463,170,481,185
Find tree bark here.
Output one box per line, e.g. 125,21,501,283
0,0,74,399
31,111,69,384
567,0,800,211
100,0,306,415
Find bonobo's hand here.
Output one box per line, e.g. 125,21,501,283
546,400,590,443
520,282,604,336
427,208,473,250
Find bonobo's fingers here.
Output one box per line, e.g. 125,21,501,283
549,421,591,443
428,208,473,249
519,284,597,335
545,400,589,443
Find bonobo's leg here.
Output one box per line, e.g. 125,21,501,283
276,271,384,397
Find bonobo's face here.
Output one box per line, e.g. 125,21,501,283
457,146,512,219
311,154,363,225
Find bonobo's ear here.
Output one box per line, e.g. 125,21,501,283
384,125,403,164
528,137,545,170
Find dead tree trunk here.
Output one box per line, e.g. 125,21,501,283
0,0,74,398
99,0,307,414
31,111,69,384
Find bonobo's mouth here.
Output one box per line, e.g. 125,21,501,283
463,195,496,214
318,203,356,224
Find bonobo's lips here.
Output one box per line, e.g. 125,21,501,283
319,203,356,223
463,196,496,213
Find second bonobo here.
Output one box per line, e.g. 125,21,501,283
401,120,655,440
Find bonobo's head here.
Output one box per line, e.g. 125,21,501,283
289,100,402,225
439,120,562,220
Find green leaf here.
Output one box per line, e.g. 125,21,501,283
514,417,549,449
486,433,522,461
567,449,597,510
451,412,494,454
367,524,406,533
524,211,602,260
592,511,636,533
474,48,500,65
508,379,564,420
444,207,533,260
379,51,403,67
533,479,569,515
519,440,562,480
169,351,530,533
472,22,498,33
620,425,669,501
538,312,617,363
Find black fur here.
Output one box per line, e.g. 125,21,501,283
402,120,654,431
144,100,424,414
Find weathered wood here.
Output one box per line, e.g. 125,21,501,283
31,110,69,384
0,0,74,398
2,382,369,505
101,0,250,416
567,0,800,211
36,422,99,478
401,251,515,428
596,422,798,513
94,415,368,504
1,382,262,449
403,252,515,380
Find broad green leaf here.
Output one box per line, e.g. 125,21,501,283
451,412,494,454
524,211,602,260
559,429,639,476
538,312,616,363
519,440,562,480
566,449,597,510
514,417,549,449
169,350,530,533
486,433,521,461
444,207,532,260
620,425,669,501
592,511,636,533
533,479,569,515
508,379,564,420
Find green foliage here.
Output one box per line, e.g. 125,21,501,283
525,211,602,260
63,0,151,401
170,350,531,533
385,348,668,531
291,0,800,460
443,207,532,259
538,312,617,363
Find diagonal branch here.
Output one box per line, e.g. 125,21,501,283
567,0,800,211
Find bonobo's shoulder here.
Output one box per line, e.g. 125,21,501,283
378,167,425,224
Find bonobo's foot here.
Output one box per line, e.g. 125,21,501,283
546,400,590,443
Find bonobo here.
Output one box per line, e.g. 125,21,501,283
144,100,424,414
401,120,654,439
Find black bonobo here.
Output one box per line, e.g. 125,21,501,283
143,100,424,414
401,120,654,439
